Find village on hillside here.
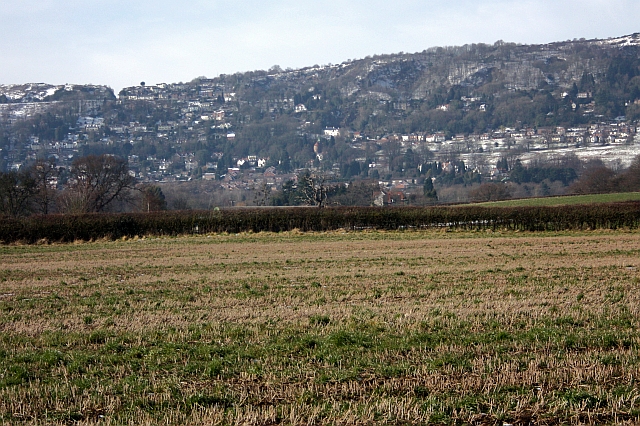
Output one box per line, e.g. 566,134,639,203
2,34,640,206
2,81,639,204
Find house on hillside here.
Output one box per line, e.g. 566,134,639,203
324,127,340,137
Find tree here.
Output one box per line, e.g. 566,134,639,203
329,181,379,206
253,182,271,206
618,154,640,191
140,184,167,211
496,157,509,172
0,169,37,217
171,196,191,211
341,161,361,179
297,172,328,207
27,159,58,214
63,154,135,213
270,180,297,206
469,182,511,202
568,161,616,194
386,140,402,172
423,177,438,200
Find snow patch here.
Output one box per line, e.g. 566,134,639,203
597,34,640,47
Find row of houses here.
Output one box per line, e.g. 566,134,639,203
372,121,637,146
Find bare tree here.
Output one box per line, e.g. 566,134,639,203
28,159,58,214
469,182,511,202
386,139,402,172
253,181,271,206
0,169,36,217
298,172,328,208
62,155,135,213
618,154,640,191
568,161,616,194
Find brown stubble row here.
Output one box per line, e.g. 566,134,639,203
1,230,640,424
2,232,639,334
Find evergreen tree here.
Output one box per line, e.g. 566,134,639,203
423,178,437,199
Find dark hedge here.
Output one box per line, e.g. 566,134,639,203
2,202,640,244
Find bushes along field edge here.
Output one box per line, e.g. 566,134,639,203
1,202,640,244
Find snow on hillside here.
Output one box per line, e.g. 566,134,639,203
597,34,640,48
0,83,63,101
456,136,640,176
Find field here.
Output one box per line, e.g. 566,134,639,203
470,192,640,207
1,230,640,425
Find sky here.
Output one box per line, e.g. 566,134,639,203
1,0,638,94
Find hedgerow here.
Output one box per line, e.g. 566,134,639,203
1,202,640,244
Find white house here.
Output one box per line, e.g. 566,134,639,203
324,127,340,137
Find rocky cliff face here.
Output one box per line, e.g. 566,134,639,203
3,34,638,110
215,34,638,106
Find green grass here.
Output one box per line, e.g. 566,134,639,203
470,191,640,207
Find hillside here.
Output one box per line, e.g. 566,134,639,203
1,33,640,207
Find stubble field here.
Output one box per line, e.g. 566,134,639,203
1,230,640,425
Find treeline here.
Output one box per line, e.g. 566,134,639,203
509,160,578,186
569,156,640,194
2,203,640,244
422,160,482,186
465,155,640,203
0,154,165,217
269,176,380,207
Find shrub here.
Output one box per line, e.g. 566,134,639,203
1,202,639,244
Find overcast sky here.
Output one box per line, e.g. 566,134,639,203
1,0,638,93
